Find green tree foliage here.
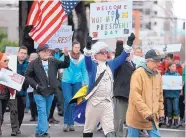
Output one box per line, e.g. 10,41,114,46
0,29,18,52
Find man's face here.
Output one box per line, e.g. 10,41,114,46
18,49,28,61
147,59,161,71
0,54,9,68
39,49,51,60
95,49,108,62
174,59,180,65
134,49,143,57
164,57,172,64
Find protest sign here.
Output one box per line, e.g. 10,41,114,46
162,76,183,90
90,1,132,40
154,44,182,54
5,46,19,55
34,25,73,50
7,55,17,73
0,68,25,91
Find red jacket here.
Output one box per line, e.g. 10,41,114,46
176,64,183,75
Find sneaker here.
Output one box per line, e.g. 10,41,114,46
174,119,179,129
11,131,17,136
35,133,50,137
63,124,69,132
69,125,75,131
49,118,60,124
17,129,21,135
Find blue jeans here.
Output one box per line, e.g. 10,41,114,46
62,82,82,125
127,123,161,137
34,94,54,135
26,93,30,110
166,97,180,117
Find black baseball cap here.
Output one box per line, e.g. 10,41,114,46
36,44,49,53
145,49,164,60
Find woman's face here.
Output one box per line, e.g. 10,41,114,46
0,54,9,68
72,44,80,54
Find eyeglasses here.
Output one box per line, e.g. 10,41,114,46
3,59,9,63
98,51,108,55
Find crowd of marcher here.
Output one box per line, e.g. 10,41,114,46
0,33,185,137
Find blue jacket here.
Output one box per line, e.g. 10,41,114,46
60,54,88,85
164,71,180,98
72,50,129,124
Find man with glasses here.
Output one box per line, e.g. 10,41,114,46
25,44,70,137
82,33,135,137
126,49,165,137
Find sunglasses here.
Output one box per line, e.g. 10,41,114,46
3,59,9,63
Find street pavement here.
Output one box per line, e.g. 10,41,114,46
1,111,185,137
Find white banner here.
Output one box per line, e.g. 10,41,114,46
0,68,25,91
7,55,17,73
34,25,73,50
162,76,183,90
90,1,132,40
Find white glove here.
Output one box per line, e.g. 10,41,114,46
123,44,133,53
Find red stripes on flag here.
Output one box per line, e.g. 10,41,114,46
27,0,66,46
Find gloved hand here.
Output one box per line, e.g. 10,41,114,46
36,84,44,91
146,114,154,122
86,36,92,50
159,117,165,124
127,33,135,46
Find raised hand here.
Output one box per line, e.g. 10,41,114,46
127,33,135,46
86,36,92,50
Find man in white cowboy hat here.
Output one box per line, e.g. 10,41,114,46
82,33,135,137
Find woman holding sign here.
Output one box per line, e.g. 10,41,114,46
0,52,15,136
60,41,88,132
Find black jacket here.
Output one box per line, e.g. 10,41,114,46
25,56,70,96
113,41,136,98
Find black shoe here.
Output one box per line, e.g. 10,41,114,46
30,117,37,122
83,133,93,137
11,131,17,136
166,118,172,128
49,118,60,124
174,119,179,129
35,133,50,137
58,112,63,116
17,129,21,135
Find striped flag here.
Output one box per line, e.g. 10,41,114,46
27,0,79,46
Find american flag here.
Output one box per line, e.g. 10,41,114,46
27,0,79,46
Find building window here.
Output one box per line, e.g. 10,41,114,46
154,1,158,4
154,22,157,26
154,11,157,15
145,9,150,15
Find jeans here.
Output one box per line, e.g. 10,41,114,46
26,93,30,110
62,82,82,125
34,94,54,135
127,123,161,137
166,97,180,117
